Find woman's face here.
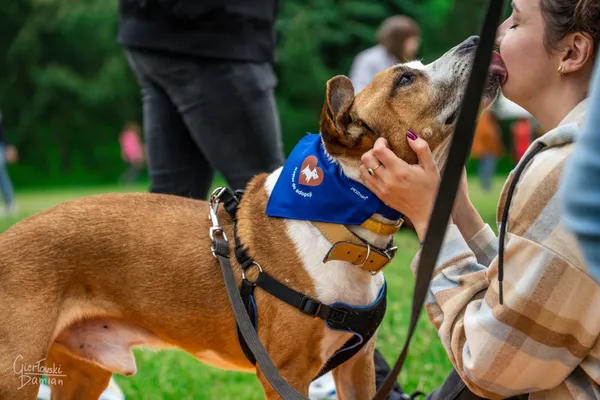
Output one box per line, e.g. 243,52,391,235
496,0,560,108
403,36,421,60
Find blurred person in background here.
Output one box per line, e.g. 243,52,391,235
470,109,505,191
510,116,533,162
0,111,18,217
350,15,422,236
117,0,284,199
118,121,145,185
349,15,421,94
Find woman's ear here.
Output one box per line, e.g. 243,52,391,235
560,32,594,75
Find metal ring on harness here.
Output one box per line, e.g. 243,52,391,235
241,261,263,281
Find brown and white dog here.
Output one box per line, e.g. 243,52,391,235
0,36,505,400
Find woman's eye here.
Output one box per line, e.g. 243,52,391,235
510,24,519,29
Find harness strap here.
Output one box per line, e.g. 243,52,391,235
254,272,348,324
211,236,307,400
249,270,387,380
219,189,262,364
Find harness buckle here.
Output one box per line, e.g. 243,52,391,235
299,296,322,317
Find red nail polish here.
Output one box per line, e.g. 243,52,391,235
407,131,418,140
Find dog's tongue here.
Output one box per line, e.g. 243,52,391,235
490,51,508,85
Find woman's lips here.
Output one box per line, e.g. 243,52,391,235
490,51,508,85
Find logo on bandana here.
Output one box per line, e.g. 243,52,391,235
298,156,324,186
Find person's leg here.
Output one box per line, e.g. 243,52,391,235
122,163,143,185
373,349,409,399
119,164,136,185
136,54,285,191
188,61,284,190
125,50,215,199
478,155,496,192
0,145,15,213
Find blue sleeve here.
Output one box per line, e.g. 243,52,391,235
562,58,600,282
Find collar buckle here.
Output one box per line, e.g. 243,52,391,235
368,245,398,275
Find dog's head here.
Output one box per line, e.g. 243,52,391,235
320,36,506,176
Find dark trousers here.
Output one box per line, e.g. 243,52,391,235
126,49,285,199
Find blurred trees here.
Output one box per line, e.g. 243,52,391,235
0,0,489,187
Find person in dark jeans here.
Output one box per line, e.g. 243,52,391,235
0,112,17,217
118,0,285,199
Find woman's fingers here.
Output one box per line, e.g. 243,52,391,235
360,149,383,173
407,131,437,174
371,138,408,170
359,163,383,196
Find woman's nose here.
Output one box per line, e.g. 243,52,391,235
495,18,510,48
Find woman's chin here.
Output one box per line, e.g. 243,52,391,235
499,80,522,105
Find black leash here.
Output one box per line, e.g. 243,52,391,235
372,0,506,398
209,0,505,397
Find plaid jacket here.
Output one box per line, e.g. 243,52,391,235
412,100,600,399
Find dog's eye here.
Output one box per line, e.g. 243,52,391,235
399,74,415,86
444,110,458,125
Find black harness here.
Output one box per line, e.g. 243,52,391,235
218,188,387,379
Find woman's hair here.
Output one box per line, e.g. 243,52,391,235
540,0,600,53
376,15,420,58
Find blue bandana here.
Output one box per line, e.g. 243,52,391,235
265,134,403,225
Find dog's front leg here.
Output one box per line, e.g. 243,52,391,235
331,338,376,400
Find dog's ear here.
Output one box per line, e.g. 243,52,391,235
320,76,355,146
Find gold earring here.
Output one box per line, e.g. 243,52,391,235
558,65,565,77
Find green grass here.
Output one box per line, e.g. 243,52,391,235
0,177,505,399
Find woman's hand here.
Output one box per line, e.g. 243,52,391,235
359,131,440,241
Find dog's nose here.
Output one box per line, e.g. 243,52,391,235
457,36,480,52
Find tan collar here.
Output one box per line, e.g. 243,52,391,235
313,221,398,275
